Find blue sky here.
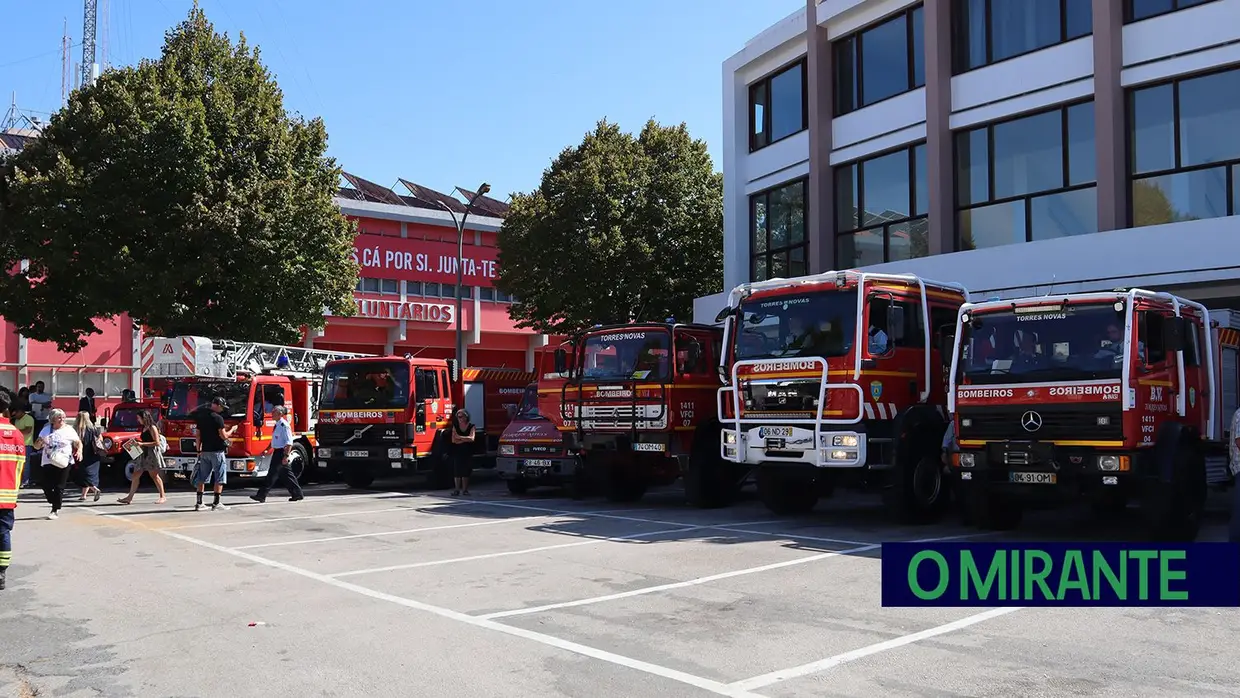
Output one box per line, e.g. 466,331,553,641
1,0,803,200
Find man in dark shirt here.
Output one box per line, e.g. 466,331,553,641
78,388,97,419
193,396,236,511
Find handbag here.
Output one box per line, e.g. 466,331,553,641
48,450,71,468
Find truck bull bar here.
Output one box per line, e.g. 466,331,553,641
560,380,670,445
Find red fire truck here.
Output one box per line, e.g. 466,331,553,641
496,381,576,495
141,336,367,484
946,289,1240,540
98,398,165,484
716,270,969,520
537,321,733,505
314,357,533,489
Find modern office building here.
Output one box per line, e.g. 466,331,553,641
695,0,1240,320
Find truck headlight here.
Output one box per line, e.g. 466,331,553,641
102,437,114,449
317,448,330,458
832,434,858,448
499,444,515,456
959,453,975,468
387,447,402,459
724,431,737,445
1098,455,1120,471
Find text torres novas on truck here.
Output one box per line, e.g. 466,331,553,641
315,357,532,489
142,336,366,482
717,270,968,519
540,322,736,505
947,289,1240,539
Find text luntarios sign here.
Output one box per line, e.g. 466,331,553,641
353,299,454,324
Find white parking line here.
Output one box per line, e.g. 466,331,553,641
151,524,766,698
449,497,781,531
163,505,420,530
476,531,993,621
230,515,552,550
727,607,1023,692
711,526,869,547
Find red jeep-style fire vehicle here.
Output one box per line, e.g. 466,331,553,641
98,398,165,484
946,289,1240,539
537,321,733,505
716,270,969,520
315,356,532,489
142,336,366,484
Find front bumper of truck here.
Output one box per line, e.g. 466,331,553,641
315,444,426,477
950,441,1144,502
496,455,578,484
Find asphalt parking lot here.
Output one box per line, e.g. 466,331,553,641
3,477,1239,698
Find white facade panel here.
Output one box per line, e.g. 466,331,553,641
743,130,810,186
830,123,926,165
950,78,1093,130
821,0,920,35
951,37,1094,114
1122,41,1240,87
832,88,926,150
1122,0,1240,68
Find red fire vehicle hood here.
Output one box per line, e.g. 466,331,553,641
499,417,563,445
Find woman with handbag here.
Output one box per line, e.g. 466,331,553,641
74,412,104,502
117,410,167,505
34,408,82,520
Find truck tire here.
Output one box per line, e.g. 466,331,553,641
884,433,948,524
430,434,453,489
685,429,732,509
288,443,309,484
345,469,374,490
506,478,530,496
600,462,646,503
1090,490,1129,517
758,467,818,515
1143,443,1205,542
123,459,137,484
969,487,1022,531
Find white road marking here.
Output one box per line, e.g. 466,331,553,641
147,522,766,698
330,525,703,577
477,531,995,621
163,505,420,530
728,607,1023,691
711,527,869,547
448,497,781,531
230,515,553,550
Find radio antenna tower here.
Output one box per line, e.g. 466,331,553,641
61,18,71,105
100,0,110,70
81,0,98,88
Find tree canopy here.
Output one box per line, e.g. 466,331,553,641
0,6,357,352
495,119,723,335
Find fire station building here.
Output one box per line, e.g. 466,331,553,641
694,0,1240,321
0,170,549,412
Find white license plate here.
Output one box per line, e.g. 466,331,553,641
759,427,794,438
1010,471,1057,484
345,450,367,458
633,442,665,452
525,459,552,467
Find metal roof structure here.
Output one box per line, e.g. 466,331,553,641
338,173,509,219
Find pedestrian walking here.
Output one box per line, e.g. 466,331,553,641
28,382,51,429
74,412,103,502
1229,406,1240,544
193,396,236,511
34,408,81,520
10,403,35,489
0,391,27,590
117,410,168,505
449,409,476,496
250,405,304,503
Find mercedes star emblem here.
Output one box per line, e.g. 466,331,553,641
1020,410,1043,432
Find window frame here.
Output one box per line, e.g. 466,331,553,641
952,0,1093,74
833,4,925,117
953,99,1098,250
1124,0,1217,23
748,59,809,152
749,178,809,282
1124,65,1240,228
833,141,930,266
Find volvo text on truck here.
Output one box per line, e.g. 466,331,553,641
716,270,969,520
946,289,1240,540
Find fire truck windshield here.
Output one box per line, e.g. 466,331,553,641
736,290,859,361
167,382,251,419
515,384,541,419
580,330,670,382
108,408,147,430
319,361,410,409
958,303,1127,384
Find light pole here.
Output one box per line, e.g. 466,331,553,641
437,183,491,369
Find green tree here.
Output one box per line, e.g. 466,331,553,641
496,119,723,334
0,5,357,352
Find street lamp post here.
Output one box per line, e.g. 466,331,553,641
437,183,491,369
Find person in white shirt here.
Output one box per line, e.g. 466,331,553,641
28,382,52,424
250,405,303,503
1229,407,1240,544
33,409,81,520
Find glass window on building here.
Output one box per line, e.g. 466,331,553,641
834,5,925,116
480,286,495,301
953,0,1092,73
1128,65,1240,227
405,281,423,296
356,277,399,295
835,143,929,267
954,101,1098,250
750,179,808,282
424,282,441,297
749,60,807,151
1126,0,1216,23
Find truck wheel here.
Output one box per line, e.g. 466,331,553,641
288,443,309,484
430,435,453,489
1090,490,1129,517
884,444,948,524
345,469,374,489
970,487,1022,531
506,478,530,495
1143,444,1205,542
601,463,646,503
758,468,817,515
123,459,137,484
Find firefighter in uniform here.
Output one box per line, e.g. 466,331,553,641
0,390,27,590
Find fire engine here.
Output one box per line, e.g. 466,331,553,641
496,381,576,495
141,336,367,483
315,356,533,489
538,321,734,506
946,289,1240,540
716,270,969,520
98,397,165,484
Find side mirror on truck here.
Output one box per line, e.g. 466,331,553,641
1163,316,1187,352
554,348,568,375
940,334,956,366
887,305,906,343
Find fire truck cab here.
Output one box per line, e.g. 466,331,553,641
142,336,365,484
315,356,532,489
717,270,969,520
540,321,735,505
947,289,1240,540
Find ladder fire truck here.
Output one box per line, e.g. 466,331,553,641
946,289,1240,540
141,336,368,483
716,270,969,520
